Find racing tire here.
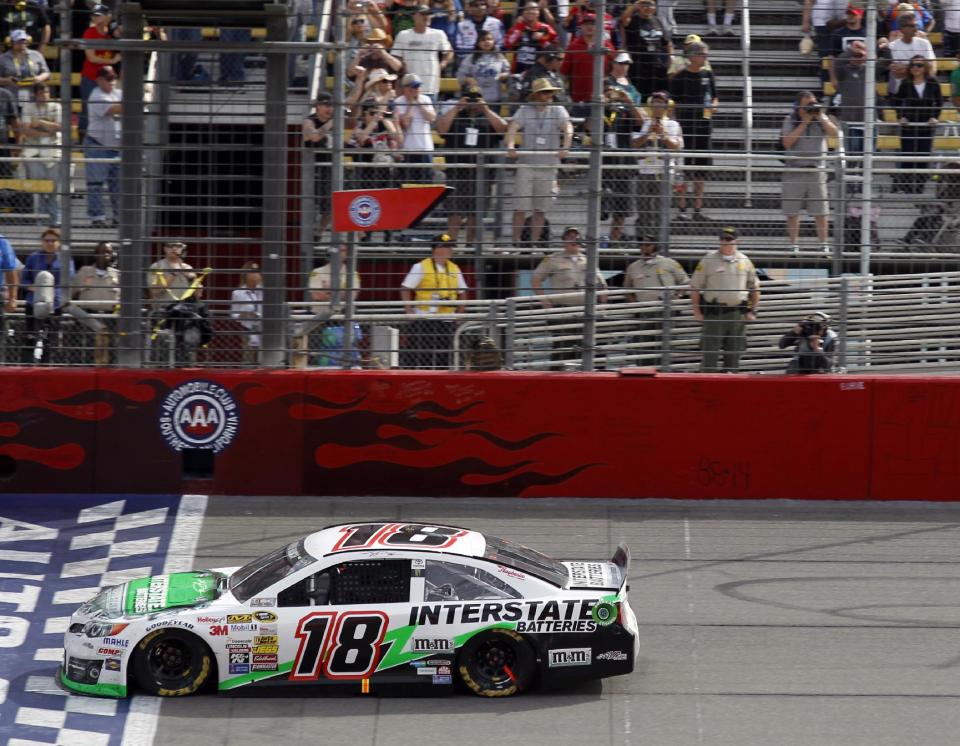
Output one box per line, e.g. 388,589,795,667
132,629,215,697
457,628,536,697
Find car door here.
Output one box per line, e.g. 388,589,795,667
275,556,413,686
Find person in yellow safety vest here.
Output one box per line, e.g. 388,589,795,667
399,233,469,368
147,240,197,309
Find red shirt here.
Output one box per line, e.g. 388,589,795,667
561,35,614,102
504,19,558,70
81,26,112,81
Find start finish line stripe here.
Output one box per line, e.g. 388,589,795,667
0,494,208,746
121,494,208,746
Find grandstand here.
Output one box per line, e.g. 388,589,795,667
1,0,960,372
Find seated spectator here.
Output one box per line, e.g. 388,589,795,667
621,0,671,102
147,240,196,312
393,73,437,183
21,82,62,227
71,241,118,365
510,45,570,104
504,2,557,74
393,4,454,101
455,0,504,58
506,78,572,246
890,55,942,194
20,228,74,364
400,233,468,369
0,29,49,105
307,246,364,367
229,261,262,366
605,51,642,104
436,83,508,243
457,30,510,102
1,231,18,314
561,15,614,107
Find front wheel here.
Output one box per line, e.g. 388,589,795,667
132,629,214,696
457,628,536,697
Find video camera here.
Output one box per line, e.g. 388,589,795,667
799,312,829,338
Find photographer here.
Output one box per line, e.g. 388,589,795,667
781,90,838,256
779,311,837,374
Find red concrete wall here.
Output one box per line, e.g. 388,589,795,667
0,369,956,500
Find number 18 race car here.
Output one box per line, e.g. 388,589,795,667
59,522,637,698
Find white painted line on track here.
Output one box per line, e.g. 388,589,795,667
683,517,705,744
120,494,208,746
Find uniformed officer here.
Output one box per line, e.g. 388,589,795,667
690,226,760,373
531,226,607,367
400,233,468,369
624,233,688,367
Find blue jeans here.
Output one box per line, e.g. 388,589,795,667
218,28,250,82
24,158,62,225
84,138,119,221
170,27,205,82
79,76,97,137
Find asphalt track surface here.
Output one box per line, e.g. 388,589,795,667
150,496,960,746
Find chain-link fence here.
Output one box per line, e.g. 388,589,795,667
1,0,960,371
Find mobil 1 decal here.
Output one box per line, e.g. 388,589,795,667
291,611,388,680
408,599,600,633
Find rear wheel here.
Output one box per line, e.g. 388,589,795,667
457,628,536,697
132,629,214,697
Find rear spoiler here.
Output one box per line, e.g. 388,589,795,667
611,543,630,591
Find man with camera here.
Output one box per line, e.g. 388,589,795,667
779,311,837,374
781,90,838,255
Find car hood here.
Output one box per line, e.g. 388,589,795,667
83,571,223,618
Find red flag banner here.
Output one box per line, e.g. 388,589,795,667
331,186,451,233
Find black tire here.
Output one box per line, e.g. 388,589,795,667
457,628,536,697
132,628,215,697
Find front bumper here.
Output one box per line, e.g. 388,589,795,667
60,624,131,698
57,662,128,698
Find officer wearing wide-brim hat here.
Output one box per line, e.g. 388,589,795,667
689,226,760,373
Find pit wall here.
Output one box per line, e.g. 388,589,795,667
1,368,957,500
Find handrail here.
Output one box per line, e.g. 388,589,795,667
741,0,754,206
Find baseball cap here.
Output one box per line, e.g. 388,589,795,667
400,73,422,88
562,226,582,240
241,261,261,272
648,90,669,104
637,232,657,244
315,92,333,103
96,66,117,80
613,52,632,64
163,239,187,248
10,29,28,43
413,3,431,12
462,83,482,97
91,3,110,15
684,33,702,45
433,233,455,246
846,4,864,15
719,226,738,240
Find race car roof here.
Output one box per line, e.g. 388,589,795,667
305,522,487,559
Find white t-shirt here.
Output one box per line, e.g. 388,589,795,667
393,94,436,151
393,27,451,95
634,116,683,175
944,0,960,33
810,0,845,27
888,36,936,88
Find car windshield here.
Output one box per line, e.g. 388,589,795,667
483,535,567,586
229,539,317,602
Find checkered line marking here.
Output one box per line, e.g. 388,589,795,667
0,495,187,746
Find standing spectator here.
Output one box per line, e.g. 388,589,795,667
229,261,262,365
594,86,645,243
79,4,119,140
624,233,688,366
511,45,569,103
801,0,845,77
71,240,118,366
890,55,942,194
504,2,557,74
944,0,960,58
0,28,49,105
85,65,121,228
531,225,608,367
951,45,960,109
428,0,459,47
690,226,759,374
20,227,74,364
561,15,614,107
606,51,642,104
505,77,572,246
1,1,51,57
386,0,422,37
217,28,250,86
455,0,504,58
633,90,682,238
437,84,508,243
563,0,615,46
400,233,468,369
393,73,437,183
21,82,60,226
830,4,867,61
885,12,935,91
781,90,838,254
0,84,17,179
348,28,403,82
147,240,196,311
831,41,870,157
706,0,737,36
667,33,712,79
669,42,717,222
307,246,364,367
302,93,335,239
457,30,510,102
621,0,671,102
349,98,400,193
393,4,454,101
361,68,399,107
0,231,17,315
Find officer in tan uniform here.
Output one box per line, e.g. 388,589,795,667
690,226,760,373
531,226,607,367
71,240,119,366
624,233,688,367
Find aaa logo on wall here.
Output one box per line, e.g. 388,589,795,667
159,380,239,452
348,194,381,228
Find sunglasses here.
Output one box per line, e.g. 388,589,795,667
910,62,925,67
900,24,915,28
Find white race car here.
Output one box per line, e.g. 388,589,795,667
60,522,637,698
